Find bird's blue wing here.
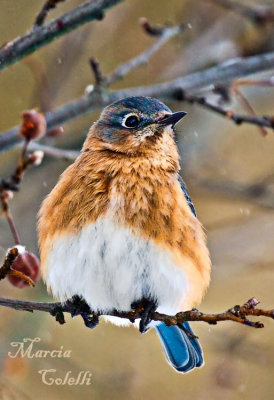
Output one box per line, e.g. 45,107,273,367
178,175,196,217
154,175,203,373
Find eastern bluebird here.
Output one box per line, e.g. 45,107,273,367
38,96,211,373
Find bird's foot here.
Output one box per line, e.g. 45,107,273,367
64,295,99,329
50,306,65,325
81,312,99,329
131,298,157,334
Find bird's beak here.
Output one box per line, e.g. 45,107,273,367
157,111,187,127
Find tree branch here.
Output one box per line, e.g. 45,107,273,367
86,21,183,90
89,57,106,88
1,51,274,154
0,112,46,248
177,91,274,130
0,296,272,330
0,0,124,73
27,142,79,161
105,23,183,86
34,0,67,28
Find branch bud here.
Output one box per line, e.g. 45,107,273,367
7,246,41,288
19,110,47,141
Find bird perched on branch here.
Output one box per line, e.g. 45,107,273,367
38,96,211,373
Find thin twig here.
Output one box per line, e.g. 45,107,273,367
87,21,183,90
6,213,21,245
0,296,272,329
0,197,21,245
230,77,274,136
0,140,33,192
0,139,34,245
106,23,183,86
34,0,67,27
175,90,274,130
0,132,44,246
1,51,274,154
0,0,124,73
139,17,169,36
27,142,79,161
89,57,106,88
232,87,268,136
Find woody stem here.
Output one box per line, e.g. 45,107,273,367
6,209,21,245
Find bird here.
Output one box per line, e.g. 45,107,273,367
38,96,211,373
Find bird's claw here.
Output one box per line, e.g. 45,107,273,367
64,295,99,329
131,298,157,334
81,313,99,329
50,306,65,325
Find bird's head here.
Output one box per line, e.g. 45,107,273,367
87,96,186,155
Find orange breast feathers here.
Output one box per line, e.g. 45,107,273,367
38,127,211,308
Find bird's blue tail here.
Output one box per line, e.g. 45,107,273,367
155,321,204,373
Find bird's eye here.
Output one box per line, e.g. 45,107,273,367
122,113,140,129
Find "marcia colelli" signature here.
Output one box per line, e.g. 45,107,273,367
8,337,92,385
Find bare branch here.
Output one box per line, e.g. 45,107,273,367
232,86,268,136
27,142,79,161
0,296,272,330
230,77,274,136
0,191,21,245
89,57,106,87
139,17,169,36
106,23,183,86
176,90,274,130
0,112,45,246
0,0,124,73
1,51,274,154
34,0,67,27
86,20,183,90
0,114,45,193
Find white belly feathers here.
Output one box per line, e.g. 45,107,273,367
45,218,189,321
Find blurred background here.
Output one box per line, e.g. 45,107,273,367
0,0,274,399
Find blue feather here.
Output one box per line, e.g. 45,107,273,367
178,175,196,217
155,322,203,373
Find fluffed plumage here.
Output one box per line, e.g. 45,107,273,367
38,96,211,373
